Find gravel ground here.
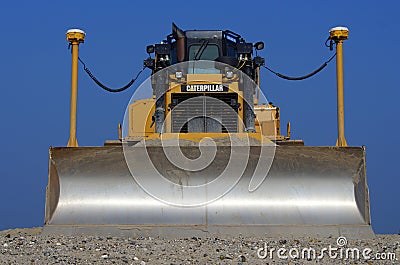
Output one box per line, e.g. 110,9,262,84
0,228,398,264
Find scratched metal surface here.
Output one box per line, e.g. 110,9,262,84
44,145,372,237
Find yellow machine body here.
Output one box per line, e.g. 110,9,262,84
125,73,282,143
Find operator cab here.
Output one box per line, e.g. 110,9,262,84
176,30,238,62
144,23,264,82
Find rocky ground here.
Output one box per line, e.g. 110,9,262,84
0,228,398,264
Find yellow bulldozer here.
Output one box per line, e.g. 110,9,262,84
44,24,373,238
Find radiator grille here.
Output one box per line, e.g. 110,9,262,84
171,93,238,133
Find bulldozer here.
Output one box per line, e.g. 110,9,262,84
44,24,374,238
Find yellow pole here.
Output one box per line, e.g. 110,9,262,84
66,29,85,147
329,26,349,147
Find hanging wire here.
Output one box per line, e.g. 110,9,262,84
262,53,336,81
77,56,145,93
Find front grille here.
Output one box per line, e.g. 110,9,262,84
171,93,238,133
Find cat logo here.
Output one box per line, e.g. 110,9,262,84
181,84,228,92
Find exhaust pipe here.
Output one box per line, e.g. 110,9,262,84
172,23,185,62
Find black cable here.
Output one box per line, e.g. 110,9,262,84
78,57,145,93
325,37,331,48
325,37,334,51
262,53,336,81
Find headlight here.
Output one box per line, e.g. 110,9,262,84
175,71,183,79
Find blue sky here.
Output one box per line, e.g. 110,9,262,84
0,1,398,234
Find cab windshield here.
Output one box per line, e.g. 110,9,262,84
187,44,220,74
189,44,219,61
